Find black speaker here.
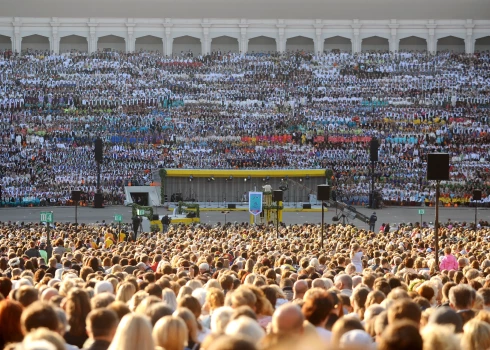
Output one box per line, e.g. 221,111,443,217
228,204,236,209
317,185,331,201
94,138,104,162
370,138,379,162
303,204,311,209
93,193,104,208
473,189,482,201
427,153,450,181
71,190,81,201
273,190,283,202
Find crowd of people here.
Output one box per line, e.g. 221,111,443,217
0,48,489,206
1,218,490,350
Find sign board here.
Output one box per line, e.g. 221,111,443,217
249,192,263,216
114,214,123,222
418,209,425,215
136,209,145,216
40,212,53,223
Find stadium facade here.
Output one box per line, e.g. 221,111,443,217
0,14,489,55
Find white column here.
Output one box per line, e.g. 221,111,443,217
351,20,362,53
276,26,285,52
13,26,21,53
164,26,173,56
88,25,97,54
426,23,437,54
201,26,211,55
126,25,135,53
465,19,475,54
50,26,59,54
314,27,324,54
389,21,399,52
239,26,248,54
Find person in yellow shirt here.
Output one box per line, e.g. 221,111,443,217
118,231,126,242
105,236,114,249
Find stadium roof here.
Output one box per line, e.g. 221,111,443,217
2,0,490,20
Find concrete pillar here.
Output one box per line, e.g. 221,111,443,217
50,27,59,54
389,21,399,52
163,26,172,56
13,26,21,53
465,19,475,54
314,28,324,54
201,26,211,55
276,26,285,52
239,26,248,54
126,25,135,53
351,20,362,53
88,25,97,54
426,23,437,54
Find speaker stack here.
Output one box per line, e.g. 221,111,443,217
317,185,331,201
370,138,379,162
273,190,283,202
427,153,450,181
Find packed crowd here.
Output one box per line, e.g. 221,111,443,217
2,219,490,350
0,48,489,205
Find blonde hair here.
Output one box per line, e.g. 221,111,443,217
116,282,136,303
421,324,460,350
173,307,199,343
162,288,178,311
153,316,188,350
22,327,65,350
462,319,490,350
108,314,155,350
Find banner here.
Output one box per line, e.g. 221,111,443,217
249,192,263,216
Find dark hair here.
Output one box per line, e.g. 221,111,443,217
0,300,24,346
86,309,119,338
302,289,333,326
387,299,422,324
21,302,59,334
378,320,423,350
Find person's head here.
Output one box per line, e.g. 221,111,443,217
86,308,119,342
108,314,155,350
153,316,188,350
421,324,461,350
21,328,66,350
64,288,91,336
271,303,304,335
205,335,257,350
0,278,13,300
387,299,421,327
428,306,463,333
449,284,475,311
21,302,59,335
225,316,265,345
461,319,490,350
210,306,234,334
173,307,199,344
115,282,136,303
334,274,353,291
331,316,364,348
14,286,39,308
302,288,333,327
230,286,257,310
293,280,308,298
378,320,423,350
0,299,24,345
205,287,225,312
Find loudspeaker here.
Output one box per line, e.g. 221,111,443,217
71,190,81,201
273,190,283,202
427,153,450,181
317,185,331,201
228,204,236,209
303,204,311,209
93,193,104,208
94,138,104,162
473,189,482,201
370,138,379,162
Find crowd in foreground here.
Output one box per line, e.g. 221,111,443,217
1,219,490,349
0,49,489,205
